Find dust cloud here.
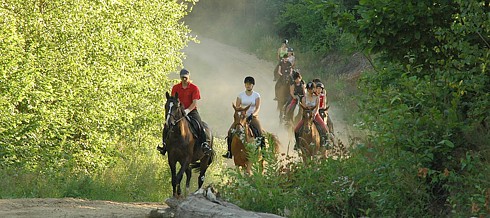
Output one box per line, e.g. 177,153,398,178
173,38,295,155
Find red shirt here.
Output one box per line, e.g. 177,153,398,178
319,93,326,109
171,82,201,109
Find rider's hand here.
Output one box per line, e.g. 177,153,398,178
247,114,253,122
184,109,191,115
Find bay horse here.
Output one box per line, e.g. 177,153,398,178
163,92,214,198
230,103,280,174
275,74,290,124
297,102,321,162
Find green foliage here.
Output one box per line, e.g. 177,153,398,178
276,0,357,54
351,0,490,215
0,137,228,201
0,0,196,175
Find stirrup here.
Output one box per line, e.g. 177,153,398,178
202,142,212,154
156,145,167,155
222,151,232,159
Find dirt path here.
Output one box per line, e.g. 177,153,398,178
182,37,349,153
0,198,165,218
0,37,350,217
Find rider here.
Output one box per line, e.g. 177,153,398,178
157,69,213,156
283,71,305,122
294,82,329,150
316,82,328,121
316,81,334,134
274,54,293,101
274,39,289,81
223,76,263,159
287,47,296,69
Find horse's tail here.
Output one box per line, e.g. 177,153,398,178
190,149,215,173
190,130,215,173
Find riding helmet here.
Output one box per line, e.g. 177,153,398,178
316,82,324,89
180,69,190,77
283,39,288,44
244,76,255,85
306,81,315,89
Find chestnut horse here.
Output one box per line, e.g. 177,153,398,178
297,102,321,162
230,103,280,174
163,92,214,198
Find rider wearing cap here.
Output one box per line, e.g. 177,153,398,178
157,69,213,155
223,76,264,159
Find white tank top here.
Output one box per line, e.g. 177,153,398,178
238,91,260,116
305,95,317,108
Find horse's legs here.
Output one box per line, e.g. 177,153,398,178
168,160,178,197
185,166,192,195
175,160,189,197
197,157,211,190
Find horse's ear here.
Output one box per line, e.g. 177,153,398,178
166,91,170,99
174,92,179,99
232,102,236,110
244,104,251,111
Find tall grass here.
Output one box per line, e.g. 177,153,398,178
0,137,228,202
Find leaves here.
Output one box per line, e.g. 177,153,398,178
1,0,196,173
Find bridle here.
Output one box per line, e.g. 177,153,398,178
231,110,250,141
302,109,314,134
163,99,187,144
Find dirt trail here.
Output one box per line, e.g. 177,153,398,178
182,38,349,153
0,37,350,218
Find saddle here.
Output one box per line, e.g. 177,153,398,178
186,116,202,140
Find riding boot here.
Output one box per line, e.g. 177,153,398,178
257,136,265,149
156,142,167,155
320,132,329,148
294,131,299,151
222,136,232,159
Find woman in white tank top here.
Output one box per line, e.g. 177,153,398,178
293,82,329,149
223,76,264,159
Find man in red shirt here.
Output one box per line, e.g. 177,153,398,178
157,69,212,155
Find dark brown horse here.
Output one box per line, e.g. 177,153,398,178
297,102,321,162
230,103,280,174
163,92,214,198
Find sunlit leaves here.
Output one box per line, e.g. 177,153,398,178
1,0,196,173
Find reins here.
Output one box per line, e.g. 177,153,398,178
163,102,187,144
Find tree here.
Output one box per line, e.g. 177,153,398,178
349,0,489,215
0,0,197,173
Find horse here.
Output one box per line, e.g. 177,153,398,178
296,102,321,162
275,74,290,124
230,103,280,174
163,92,214,198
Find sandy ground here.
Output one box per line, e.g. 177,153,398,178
0,37,350,217
0,198,165,218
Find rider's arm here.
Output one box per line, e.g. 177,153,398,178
290,84,295,99
187,99,198,111
277,64,282,76
253,97,261,116
313,97,320,115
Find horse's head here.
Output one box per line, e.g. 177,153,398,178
165,91,185,127
232,103,251,132
299,102,315,133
